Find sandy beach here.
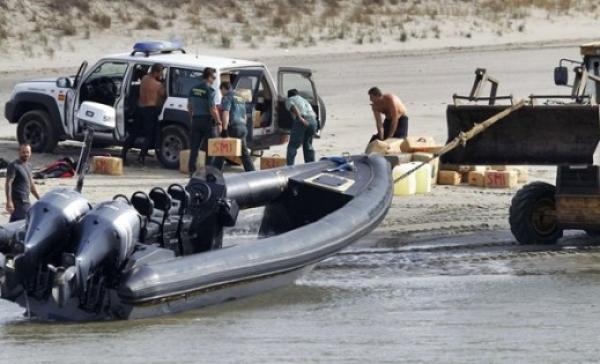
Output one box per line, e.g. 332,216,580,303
3,1,600,362
0,41,573,233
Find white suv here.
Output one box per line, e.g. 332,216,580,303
4,41,326,169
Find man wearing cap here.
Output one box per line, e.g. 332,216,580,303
285,89,318,165
121,63,166,165
187,67,222,175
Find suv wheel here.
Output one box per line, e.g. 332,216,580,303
157,124,189,169
16,110,58,153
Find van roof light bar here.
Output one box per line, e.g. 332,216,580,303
131,41,186,57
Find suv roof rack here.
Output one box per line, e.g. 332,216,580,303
131,41,186,57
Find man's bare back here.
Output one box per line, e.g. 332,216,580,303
139,74,165,107
371,94,407,120
368,87,409,141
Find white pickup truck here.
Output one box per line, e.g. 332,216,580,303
4,41,326,168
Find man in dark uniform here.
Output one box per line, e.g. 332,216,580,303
214,81,255,172
187,67,222,175
5,144,40,222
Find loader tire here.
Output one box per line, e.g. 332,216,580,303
509,182,562,245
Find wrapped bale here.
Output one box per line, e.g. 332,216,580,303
437,170,462,185
208,138,242,157
260,155,287,170
485,170,518,188
179,149,206,174
92,156,122,176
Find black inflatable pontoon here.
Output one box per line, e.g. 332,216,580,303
0,155,391,321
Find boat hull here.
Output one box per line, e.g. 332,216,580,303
1,155,392,321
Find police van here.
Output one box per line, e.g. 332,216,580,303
4,41,326,169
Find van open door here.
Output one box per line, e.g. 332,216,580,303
276,67,325,131
64,61,88,137
230,69,265,142
113,65,132,141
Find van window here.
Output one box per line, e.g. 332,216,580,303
280,72,315,102
79,61,128,106
169,67,203,98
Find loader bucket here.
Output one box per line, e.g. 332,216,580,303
442,104,600,165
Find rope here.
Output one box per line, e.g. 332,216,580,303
392,99,527,184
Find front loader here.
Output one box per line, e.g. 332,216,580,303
442,41,600,245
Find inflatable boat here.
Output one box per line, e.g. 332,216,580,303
0,155,392,321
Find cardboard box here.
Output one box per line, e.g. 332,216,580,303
419,146,444,154
490,166,528,183
225,156,242,165
384,154,413,169
468,170,486,187
440,164,488,173
208,138,242,157
512,166,529,183
253,110,262,128
411,152,439,183
437,170,462,185
365,138,405,155
179,149,206,174
485,170,518,188
92,156,122,176
402,136,437,152
260,154,287,170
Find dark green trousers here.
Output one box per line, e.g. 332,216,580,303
286,115,317,166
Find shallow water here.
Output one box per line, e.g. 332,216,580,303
3,232,600,364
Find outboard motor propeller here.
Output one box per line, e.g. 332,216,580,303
185,167,239,253
14,188,91,289
67,200,140,310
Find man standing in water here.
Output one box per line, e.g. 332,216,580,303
121,63,166,165
368,87,409,143
285,89,318,166
188,67,222,175
5,144,40,222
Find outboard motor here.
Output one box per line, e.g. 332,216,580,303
184,167,239,253
0,220,26,255
58,200,140,310
0,221,26,283
14,188,91,294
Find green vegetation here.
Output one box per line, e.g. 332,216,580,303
0,0,597,54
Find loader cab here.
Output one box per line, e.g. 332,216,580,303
550,42,600,105
581,41,600,104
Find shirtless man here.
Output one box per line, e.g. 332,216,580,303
368,87,409,143
121,63,166,165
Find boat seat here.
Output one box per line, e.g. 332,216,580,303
149,187,174,247
166,184,192,256
131,191,160,244
149,187,172,213
167,184,190,215
112,194,130,204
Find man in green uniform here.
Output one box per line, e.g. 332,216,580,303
285,89,318,165
187,67,222,175
214,82,255,172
